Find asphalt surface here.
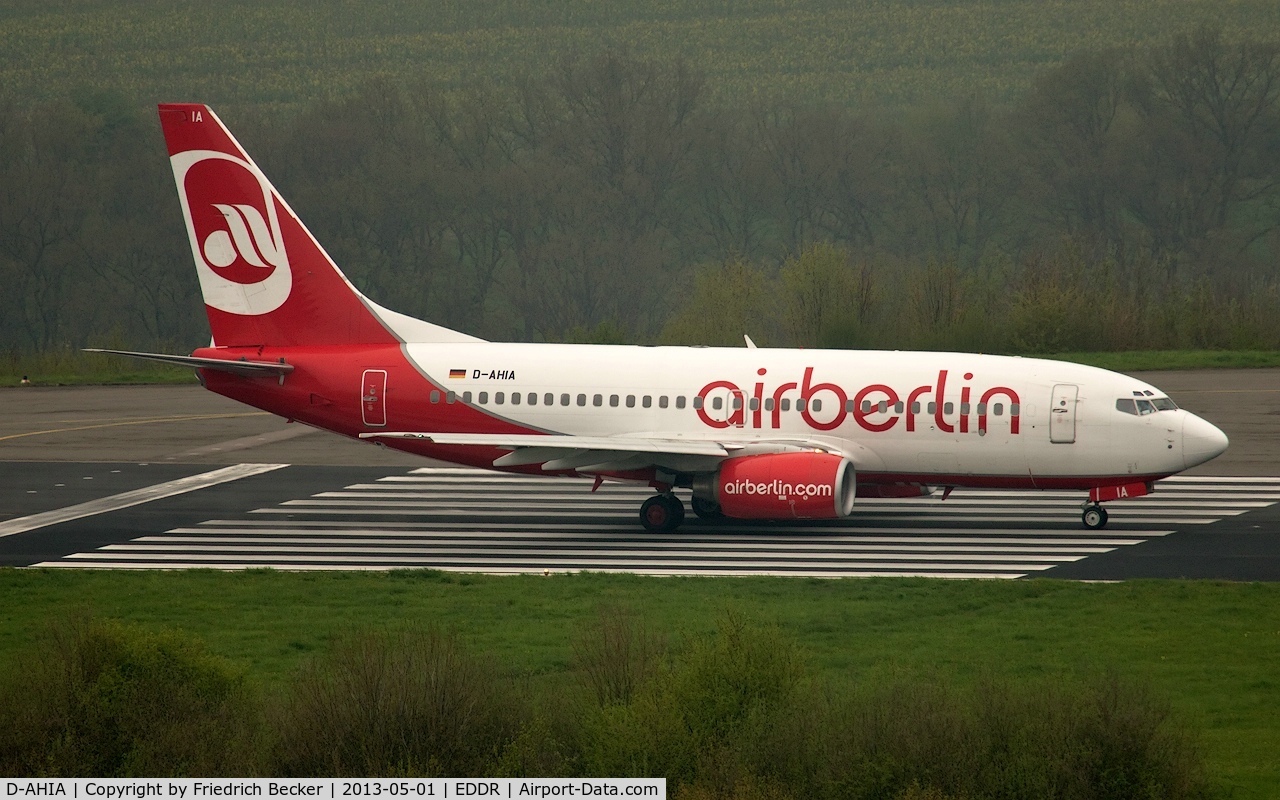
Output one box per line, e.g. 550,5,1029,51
1,371,1278,579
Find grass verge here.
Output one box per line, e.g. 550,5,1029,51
0,570,1275,793
2,348,197,387
1050,350,1280,372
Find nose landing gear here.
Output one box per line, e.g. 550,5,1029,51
1081,503,1109,529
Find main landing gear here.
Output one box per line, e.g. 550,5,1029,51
690,495,723,520
1081,503,1109,530
640,493,685,533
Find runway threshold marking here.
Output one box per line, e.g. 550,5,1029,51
0,463,289,537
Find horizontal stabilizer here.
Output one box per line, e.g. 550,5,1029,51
84,348,294,376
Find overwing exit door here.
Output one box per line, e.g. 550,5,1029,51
1049,384,1077,443
361,369,387,427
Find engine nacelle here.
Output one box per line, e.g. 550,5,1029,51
694,452,856,520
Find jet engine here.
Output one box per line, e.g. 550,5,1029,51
692,452,856,520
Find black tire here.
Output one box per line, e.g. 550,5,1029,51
1082,505,1108,529
640,494,685,533
690,495,723,519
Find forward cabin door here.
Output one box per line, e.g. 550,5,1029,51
361,369,387,427
1049,384,1078,444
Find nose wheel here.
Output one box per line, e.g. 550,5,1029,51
640,493,685,533
1082,503,1109,530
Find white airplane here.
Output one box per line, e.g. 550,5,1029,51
94,103,1230,533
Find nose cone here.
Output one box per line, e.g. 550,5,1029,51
1183,413,1229,469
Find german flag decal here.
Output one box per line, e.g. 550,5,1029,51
449,368,467,379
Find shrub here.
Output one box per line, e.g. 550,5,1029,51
272,626,518,776
0,616,261,776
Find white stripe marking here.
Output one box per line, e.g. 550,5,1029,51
0,464,289,537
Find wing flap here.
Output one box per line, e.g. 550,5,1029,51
359,432,733,457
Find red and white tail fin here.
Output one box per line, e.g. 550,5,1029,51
159,103,481,347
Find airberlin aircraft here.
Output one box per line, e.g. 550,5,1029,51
94,104,1230,533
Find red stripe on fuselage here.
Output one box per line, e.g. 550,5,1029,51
195,343,553,471
857,472,1175,491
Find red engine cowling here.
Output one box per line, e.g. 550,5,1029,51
697,452,856,520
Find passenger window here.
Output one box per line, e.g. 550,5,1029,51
544,393,554,406
994,403,1003,416
478,391,489,404
560,393,570,406
712,396,723,410
593,394,603,407
463,391,473,403
861,401,871,413
446,391,456,404
927,402,936,414
877,401,887,413
944,402,954,415
765,398,775,411
609,394,619,407
627,395,636,408
659,396,669,409
677,396,687,409
642,396,651,408
748,397,759,411
894,402,904,414
576,394,586,407
812,399,822,412
911,402,921,414
510,392,520,405
1010,403,1020,415
976,402,986,415
1116,398,1138,415
731,396,742,410
430,390,440,404
689,396,699,410
960,402,969,414
495,391,504,405
781,399,791,412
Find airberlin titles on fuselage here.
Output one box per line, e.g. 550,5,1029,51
694,367,1020,435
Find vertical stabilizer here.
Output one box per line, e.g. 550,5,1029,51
158,103,480,347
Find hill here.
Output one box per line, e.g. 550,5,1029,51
4,0,1280,109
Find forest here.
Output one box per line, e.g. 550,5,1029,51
2,24,1280,358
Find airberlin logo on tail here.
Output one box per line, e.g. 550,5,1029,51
202,203,285,271
171,149,292,316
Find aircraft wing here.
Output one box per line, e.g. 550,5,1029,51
358,431,849,473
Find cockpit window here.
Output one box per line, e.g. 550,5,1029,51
1118,395,1177,415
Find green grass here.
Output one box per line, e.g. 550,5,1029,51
1050,350,1280,372
0,569,1276,794
1,349,198,386
3,0,1279,110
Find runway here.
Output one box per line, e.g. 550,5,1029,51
3,464,1279,579
2,377,1279,579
